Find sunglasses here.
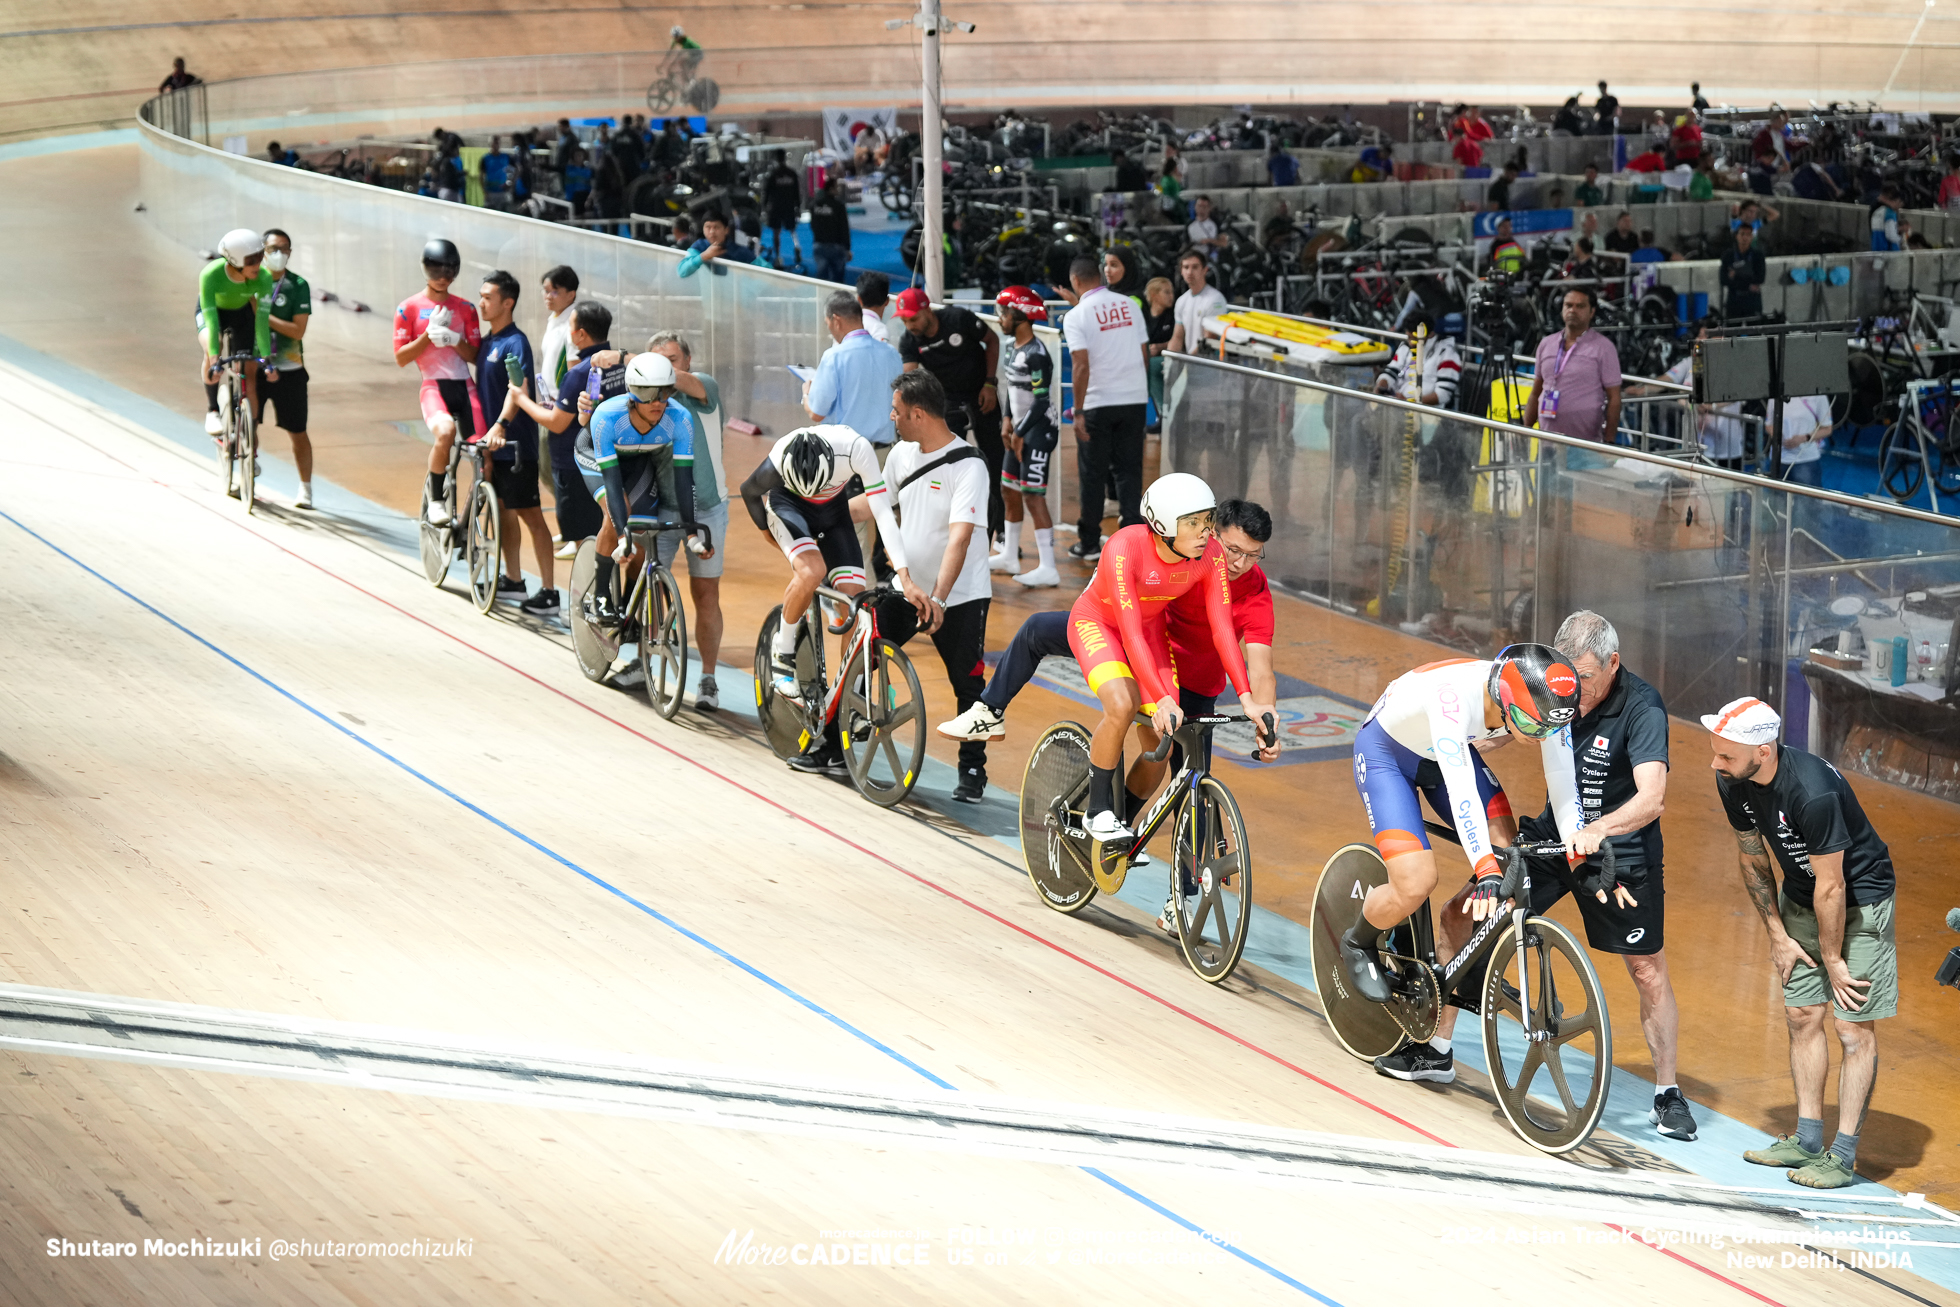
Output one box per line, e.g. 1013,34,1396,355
629,386,676,404
1505,702,1559,740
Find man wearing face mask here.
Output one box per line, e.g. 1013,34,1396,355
256,228,316,509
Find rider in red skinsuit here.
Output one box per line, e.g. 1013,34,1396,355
1067,522,1252,712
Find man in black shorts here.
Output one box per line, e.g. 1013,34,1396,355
475,270,559,618
1507,610,1696,1141
893,286,1004,539
507,301,618,550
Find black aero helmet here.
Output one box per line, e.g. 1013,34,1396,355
1488,643,1580,739
777,427,835,500
422,237,461,276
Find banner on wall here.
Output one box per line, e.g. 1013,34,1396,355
822,106,899,156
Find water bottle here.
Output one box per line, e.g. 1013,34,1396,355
1891,636,1909,688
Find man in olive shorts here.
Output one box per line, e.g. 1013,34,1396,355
1708,696,1898,1190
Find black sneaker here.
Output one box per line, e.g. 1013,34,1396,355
788,749,850,780
1338,922,1392,1004
495,576,528,604
519,588,561,618
951,768,986,804
1066,540,1102,562
1651,1088,1698,1140
1374,1041,1455,1084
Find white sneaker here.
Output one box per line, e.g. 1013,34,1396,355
292,484,314,510
1085,809,1134,844
554,539,579,560
937,701,1005,741
204,411,223,436
694,675,721,713
770,655,801,701
1014,564,1060,588
988,548,1019,573
425,500,453,528
1156,897,1178,936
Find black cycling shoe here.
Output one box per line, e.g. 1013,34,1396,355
1065,540,1102,562
1338,921,1393,1004
1651,1088,1698,1140
584,591,620,628
788,748,850,780
951,768,986,804
1374,1041,1456,1084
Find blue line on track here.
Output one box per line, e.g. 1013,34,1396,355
1,501,1344,1305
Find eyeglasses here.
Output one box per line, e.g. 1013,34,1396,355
629,386,676,404
1223,542,1264,564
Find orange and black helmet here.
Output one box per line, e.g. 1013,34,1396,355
1488,644,1580,739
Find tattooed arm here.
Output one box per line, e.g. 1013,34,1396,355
1734,826,1814,985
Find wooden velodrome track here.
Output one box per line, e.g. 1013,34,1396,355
4,113,1960,1307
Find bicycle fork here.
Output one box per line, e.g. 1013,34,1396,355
1510,905,1548,1042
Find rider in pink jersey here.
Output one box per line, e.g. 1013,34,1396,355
393,239,486,527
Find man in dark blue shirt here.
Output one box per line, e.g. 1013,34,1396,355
475,271,559,617
508,300,617,554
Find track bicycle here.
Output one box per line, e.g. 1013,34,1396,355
754,583,927,808
1019,710,1276,984
418,437,501,614
568,520,702,719
1309,825,1614,1154
211,333,260,513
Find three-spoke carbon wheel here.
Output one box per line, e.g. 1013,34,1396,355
640,564,689,719
1018,722,1098,914
1480,914,1613,1154
465,478,501,613
839,637,924,807
1169,776,1253,983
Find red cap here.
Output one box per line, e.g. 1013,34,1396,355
894,287,932,316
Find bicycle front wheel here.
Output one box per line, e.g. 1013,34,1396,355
237,402,257,512
466,479,501,613
646,78,678,113
1170,776,1253,983
1480,914,1613,1155
640,564,689,719
840,636,924,807
1018,722,1097,913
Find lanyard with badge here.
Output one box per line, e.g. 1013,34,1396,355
1541,335,1580,421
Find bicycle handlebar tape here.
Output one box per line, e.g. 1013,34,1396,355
1497,845,1528,903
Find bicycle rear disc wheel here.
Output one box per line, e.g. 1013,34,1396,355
237,404,257,512
418,485,455,586
466,480,501,613
1018,722,1098,913
1171,776,1253,983
753,606,815,761
840,637,925,807
568,539,621,681
1480,914,1612,1154
1308,844,1408,1061
640,564,689,719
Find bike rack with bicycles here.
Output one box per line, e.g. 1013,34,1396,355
568,521,697,719
753,583,927,809
1019,711,1274,984
1309,824,1614,1154
418,440,501,614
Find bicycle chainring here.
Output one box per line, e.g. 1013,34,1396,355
1380,952,1440,1045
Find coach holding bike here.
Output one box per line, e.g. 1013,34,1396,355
1501,611,1696,1141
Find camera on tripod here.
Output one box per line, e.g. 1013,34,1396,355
1468,271,1521,333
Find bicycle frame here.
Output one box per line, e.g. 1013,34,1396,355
799,582,893,733
618,521,696,622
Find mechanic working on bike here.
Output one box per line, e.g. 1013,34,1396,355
199,228,276,441
1340,646,1594,1079
1063,473,1276,843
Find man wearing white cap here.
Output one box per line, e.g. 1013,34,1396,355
1706,696,1898,1190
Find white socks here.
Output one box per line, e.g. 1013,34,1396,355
771,622,799,658
1429,1037,1452,1055
1034,526,1055,571
999,519,1021,559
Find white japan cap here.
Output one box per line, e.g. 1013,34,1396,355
1701,696,1781,746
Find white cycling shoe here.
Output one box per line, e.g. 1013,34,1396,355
1014,564,1060,588
1085,809,1133,844
292,484,314,510
937,701,1005,741
425,500,453,528
770,655,801,701
204,411,223,436
987,548,1019,573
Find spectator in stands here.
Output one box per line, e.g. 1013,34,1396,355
857,271,891,341
1870,186,1905,252
1563,236,1601,284
808,175,852,283
1631,230,1670,265
1691,82,1710,113
1752,110,1795,174
1939,157,1960,214
1155,159,1186,224
762,149,803,270
1552,95,1586,136
1689,155,1717,201
1488,217,1525,275
611,115,644,179
679,210,756,277
1266,142,1300,188
552,119,578,172
1644,110,1671,151
264,141,297,167
480,136,514,211
1545,186,1567,211
1451,104,1494,169
1114,149,1149,192
160,58,200,94
1721,224,1766,319
1574,163,1604,208
562,147,593,214
1062,254,1151,560
669,214,694,249
593,144,626,225
1577,209,1601,244
1187,195,1228,260
1604,210,1640,258
1487,163,1518,212
1770,393,1834,487
805,289,902,451
1669,113,1704,168
1593,81,1620,135
1143,275,1175,431
1523,287,1622,445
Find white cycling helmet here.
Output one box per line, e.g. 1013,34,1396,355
625,351,678,400
218,228,265,269
671,24,686,37
777,427,835,500
1139,472,1216,538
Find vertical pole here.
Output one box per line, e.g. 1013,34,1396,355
920,0,945,301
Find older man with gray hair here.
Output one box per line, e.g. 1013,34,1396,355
1512,610,1695,1141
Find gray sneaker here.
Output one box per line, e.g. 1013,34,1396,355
1374,1041,1455,1083
695,675,720,713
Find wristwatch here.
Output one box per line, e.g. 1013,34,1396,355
929,595,947,609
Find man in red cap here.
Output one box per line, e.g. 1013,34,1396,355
894,286,1003,539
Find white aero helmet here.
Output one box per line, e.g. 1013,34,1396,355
1139,472,1216,538
671,24,686,37
625,350,679,400
218,228,265,269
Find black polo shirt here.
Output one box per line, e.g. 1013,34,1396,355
1717,746,1896,910
898,305,991,405
1529,666,1669,867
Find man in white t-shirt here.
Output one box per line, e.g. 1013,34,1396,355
874,370,995,803
857,270,892,342
537,265,582,558
1186,195,1228,261
1167,247,1226,356
1771,393,1833,488
1059,254,1151,560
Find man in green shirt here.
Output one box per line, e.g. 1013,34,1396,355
257,228,318,509
198,227,274,442
1574,163,1605,208
1688,157,1716,202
